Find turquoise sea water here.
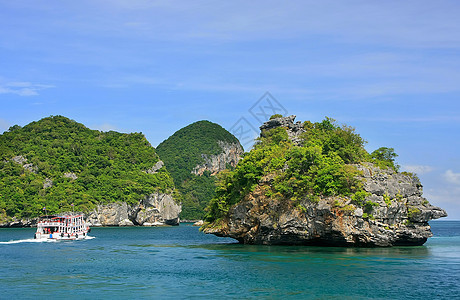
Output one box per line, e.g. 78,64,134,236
1,221,459,299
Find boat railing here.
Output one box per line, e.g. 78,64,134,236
38,221,64,227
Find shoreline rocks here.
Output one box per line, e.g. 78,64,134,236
1,192,181,228
192,220,204,226
86,192,181,227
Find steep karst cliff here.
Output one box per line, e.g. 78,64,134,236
191,141,242,176
203,115,447,246
86,192,181,226
157,120,243,220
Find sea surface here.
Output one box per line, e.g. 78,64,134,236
0,221,459,299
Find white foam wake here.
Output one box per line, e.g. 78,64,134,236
0,236,95,244
0,238,54,244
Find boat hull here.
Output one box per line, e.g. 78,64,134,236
34,232,89,240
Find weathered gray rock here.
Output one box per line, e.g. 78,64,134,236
43,178,53,189
191,141,243,176
12,155,27,165
86,202,131,226
260,115,306,146
23,163,38,173
203,118,447,247
85,192,181,226
63,172,78,180
193,220,204,226
11,155,37,173
144,160,164,174
0,217,38,228
131,192,181,226
204,164,447,247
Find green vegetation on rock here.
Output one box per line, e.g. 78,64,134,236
270,114,284,120
370,147,399,171
205,117,399,222
156,120,241,220
0,116,175,221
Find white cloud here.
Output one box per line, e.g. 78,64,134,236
444,170,460,185
0,118,10,133
0,82,54,96
93,123,120,132
423,188,460,220
403,165,434,175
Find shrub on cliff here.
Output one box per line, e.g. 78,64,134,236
370,147,399,171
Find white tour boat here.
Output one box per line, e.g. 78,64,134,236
34,214,91,240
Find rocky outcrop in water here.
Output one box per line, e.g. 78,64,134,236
86,192,181,226
203,116,447,246
0,192,181,227
191,141,243,176
86,202,133,226
0,218,38,228
205,163,446,246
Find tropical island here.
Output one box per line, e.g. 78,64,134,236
202,115,447,246
0,116,243,227
156,120,243,221
0,116,180,227
0,114,447,246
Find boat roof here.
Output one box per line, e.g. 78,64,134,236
39,214,84,219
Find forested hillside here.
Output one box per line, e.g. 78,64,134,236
156,120,242,220
0,116,175,222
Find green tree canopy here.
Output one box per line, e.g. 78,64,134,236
0,116,175,221
370,147,399,171
156,120,242,220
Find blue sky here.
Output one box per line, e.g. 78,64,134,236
1,0,459,219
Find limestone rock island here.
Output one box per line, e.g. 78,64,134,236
156,120,243,221
203,115,447,246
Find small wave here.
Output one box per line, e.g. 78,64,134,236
0,236,95,244
0,238,55,244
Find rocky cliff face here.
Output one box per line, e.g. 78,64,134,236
260,115,305,146
203,115,447,247
0,192,181,227
191,141,243,176
86,192,181,226
204,163,446,246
